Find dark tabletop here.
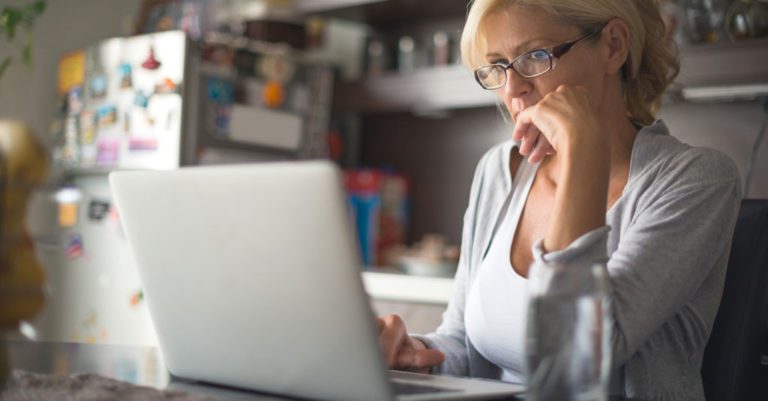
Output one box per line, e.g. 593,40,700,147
5,340,643,401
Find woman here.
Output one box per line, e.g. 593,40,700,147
376,0,741,399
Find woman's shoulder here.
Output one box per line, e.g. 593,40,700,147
632,121,741,190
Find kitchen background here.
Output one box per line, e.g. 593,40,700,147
1,0,767,344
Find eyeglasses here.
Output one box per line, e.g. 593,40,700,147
474,23,607,90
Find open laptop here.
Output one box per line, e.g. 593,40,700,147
109,161,525,401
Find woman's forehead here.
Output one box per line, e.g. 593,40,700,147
482,6,578,55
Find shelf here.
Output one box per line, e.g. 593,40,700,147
303,0,469,27
676,38,768,88
293,0,384,14
334,38,768,113
334,64,497,113
362,270,454,304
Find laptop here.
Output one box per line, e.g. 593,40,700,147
109,161,525,401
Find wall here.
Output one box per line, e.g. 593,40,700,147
660,100,768,198
361,99,768,246
361,107,508,245
0,0,143,143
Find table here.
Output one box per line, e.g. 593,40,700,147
4,340,297,400
4,340,642,401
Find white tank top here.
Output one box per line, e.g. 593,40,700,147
464,156,540,384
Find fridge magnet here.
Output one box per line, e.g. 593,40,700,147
154,77,177,94
88,199,111,221
76,310,101,344
58,50,86,94
134,90,150,108
58,203,78,227
55,186,82,227
262,81,285,108
258,54,295,108
141,45,162,70
89,74,108,99
96,104,117,127
80,111,96,145
96,138,120,166
65,233,84,260
123,111,131,133
119,62,133,88
62,119,80,167
130,289,144,307
129,137,158,151
67,87,84,115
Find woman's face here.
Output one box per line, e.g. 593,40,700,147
482,5,607,123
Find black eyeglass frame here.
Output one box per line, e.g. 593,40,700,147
474,22,608,90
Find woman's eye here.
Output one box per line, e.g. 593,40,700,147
528,50,549,60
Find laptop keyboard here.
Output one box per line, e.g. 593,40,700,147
391,380,463,395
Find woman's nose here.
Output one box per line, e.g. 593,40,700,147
501,68,531,100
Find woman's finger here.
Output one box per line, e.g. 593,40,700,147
528,135,552,163
511,106,535,142
511,119,529,142
378,315,407,367
396,348,445,371
518,123,541,156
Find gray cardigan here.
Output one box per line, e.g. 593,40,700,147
413,120,741,401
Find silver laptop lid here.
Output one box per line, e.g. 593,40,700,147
110,161,394,401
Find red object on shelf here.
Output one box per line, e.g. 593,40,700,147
344,169,409,267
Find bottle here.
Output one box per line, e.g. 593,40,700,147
431,31,451,66
367,38,387,76
682,0,715,44
398,36,416,73
526,261,612,401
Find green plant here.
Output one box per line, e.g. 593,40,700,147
0,0,46,79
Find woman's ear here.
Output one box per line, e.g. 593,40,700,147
602,18,630,76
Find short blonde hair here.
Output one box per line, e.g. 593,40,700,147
461,0,679,126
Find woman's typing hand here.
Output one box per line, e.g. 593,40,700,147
376,315,445,373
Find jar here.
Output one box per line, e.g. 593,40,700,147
526,260,613,401
725,0,768,40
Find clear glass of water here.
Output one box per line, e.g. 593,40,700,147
525,261,612,401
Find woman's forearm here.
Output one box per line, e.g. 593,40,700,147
544,136,610,252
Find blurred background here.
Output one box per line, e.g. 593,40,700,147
1,0,767,345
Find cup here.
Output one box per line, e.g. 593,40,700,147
526,261,612,401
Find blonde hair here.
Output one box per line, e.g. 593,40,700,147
461,0,679,126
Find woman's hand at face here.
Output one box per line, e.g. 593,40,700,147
512,85,603,163
376,315,444,373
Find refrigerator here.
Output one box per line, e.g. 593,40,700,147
27,30,194,346
28,29,335,346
